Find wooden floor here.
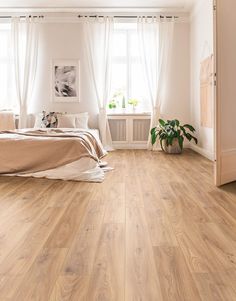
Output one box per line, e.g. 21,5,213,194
1,150,236,300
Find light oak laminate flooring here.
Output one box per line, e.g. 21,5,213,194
0,150,236,300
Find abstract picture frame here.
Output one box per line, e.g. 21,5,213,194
52,59,80,103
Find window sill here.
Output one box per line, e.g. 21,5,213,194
107,109,151,116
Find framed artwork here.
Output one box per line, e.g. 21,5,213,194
52,59,80,102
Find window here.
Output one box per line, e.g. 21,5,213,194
0,23,18,111
110,22,150,112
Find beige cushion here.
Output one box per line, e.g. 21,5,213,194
0,110,15,130
34,112,63,128
57,114,76,128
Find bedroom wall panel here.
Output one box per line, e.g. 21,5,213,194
29,21,190,130
190,0,214,160
29,23,99,128
161,22,190,125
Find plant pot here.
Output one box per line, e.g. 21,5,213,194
163,138,182,154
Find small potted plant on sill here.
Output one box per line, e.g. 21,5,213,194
108,91,125,111
128,98,139,111
151,119,198,154
108,99,117,110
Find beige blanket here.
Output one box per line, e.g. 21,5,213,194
0,129,106,174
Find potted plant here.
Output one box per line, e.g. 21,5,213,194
128,98,139,111
108,99,117,110
108,91,125,111
151,119,198,154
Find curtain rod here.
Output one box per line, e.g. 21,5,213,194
77,15,179,19
0,14,179,20
0,15,44,19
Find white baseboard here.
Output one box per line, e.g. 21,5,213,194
112,143,147,150
112,143,216,156
189,144,215,161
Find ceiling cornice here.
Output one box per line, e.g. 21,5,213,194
190,0,205,19
0,6,191,13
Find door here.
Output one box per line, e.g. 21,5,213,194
215,0,236,185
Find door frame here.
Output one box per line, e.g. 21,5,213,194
214,0,221,186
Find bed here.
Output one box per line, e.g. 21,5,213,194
0,128,107,182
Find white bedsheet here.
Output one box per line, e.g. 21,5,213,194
4,128,106,182
15,157,105,182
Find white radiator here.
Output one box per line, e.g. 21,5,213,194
133,118,150,142
109,119,127,142
108,114,151,149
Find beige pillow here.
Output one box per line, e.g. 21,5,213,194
57,114,76,128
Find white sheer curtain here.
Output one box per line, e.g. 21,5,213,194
137,16,174,150
83,16,114,151
0,22,18,111
12,17,39,128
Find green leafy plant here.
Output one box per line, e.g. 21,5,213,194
108,100,117,109
108,90,125,109
128,98,139,108
151,119,198,151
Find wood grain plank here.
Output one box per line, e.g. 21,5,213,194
87,223,125,301
0,206,66,276
49,275,89,301
44,191,89,248
0,150,236,300
153,246,201,301
103,182,125,224
12,248,68,301
198,222,236,269
194,271,236,301
126,205,163,301
57,186,106,299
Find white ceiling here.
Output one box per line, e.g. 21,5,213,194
0,0,196,11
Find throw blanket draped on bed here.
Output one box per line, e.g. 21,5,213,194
0,129,106,174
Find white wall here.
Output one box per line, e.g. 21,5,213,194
29,22,99,128
29,20,190,130
190,0,214,160
162,22,190,125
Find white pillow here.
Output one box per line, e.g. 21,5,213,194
34,113,45,128
57,114,76,128
67,112,89,129
75,112,89,129
34,112,89,129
